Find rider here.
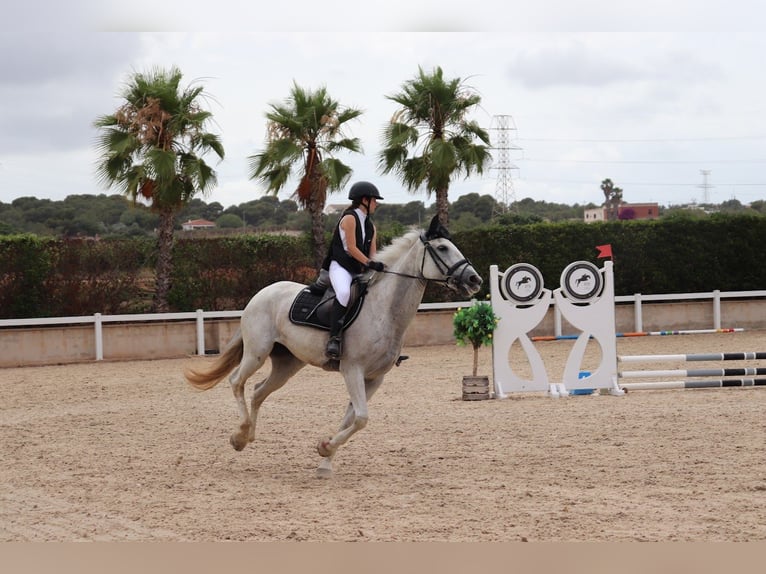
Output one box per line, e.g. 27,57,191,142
324,181,386,359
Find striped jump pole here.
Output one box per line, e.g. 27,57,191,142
617,352,766,392
620,379,766,391
619,352,766,364
620,367,766,379
617,328,744,337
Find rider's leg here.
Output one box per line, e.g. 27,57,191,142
325,299,347,359
326,263,352,359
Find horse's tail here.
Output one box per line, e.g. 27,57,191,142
185,330,244,391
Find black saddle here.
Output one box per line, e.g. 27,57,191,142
288,279,368,331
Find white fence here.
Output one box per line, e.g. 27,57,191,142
1,291,765,367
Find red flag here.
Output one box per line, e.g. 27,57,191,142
596,244,613,259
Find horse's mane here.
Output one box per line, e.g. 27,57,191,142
375,229,421,266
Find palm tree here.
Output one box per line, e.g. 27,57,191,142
94,66,224,312
600,178,623,221
379,66,492,225
248,83,363,267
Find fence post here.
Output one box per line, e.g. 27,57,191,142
94,313,103,361
713,290,721,330
196,309,205,356
634,293,642,333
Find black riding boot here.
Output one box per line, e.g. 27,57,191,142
308,268,330,295
325,300,347,359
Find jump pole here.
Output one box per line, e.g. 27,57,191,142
620,367,766,379
619,352,766,363
617,352,766,391
619,379,766,391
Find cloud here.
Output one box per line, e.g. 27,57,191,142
506,38,649,90
0,32,143,154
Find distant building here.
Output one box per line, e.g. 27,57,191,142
619,203,659,220
181,218,216,231
584,203,659,223
324,204,348,215
584,207,606,223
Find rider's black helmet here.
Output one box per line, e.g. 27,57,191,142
348,181,384,201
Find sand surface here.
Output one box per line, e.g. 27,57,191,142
1,332,765,541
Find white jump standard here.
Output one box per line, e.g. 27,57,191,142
552,260,623,397
490,260,624,398
489,263,553,398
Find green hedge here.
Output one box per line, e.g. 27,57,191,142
168,234,315,311
0,235,153,318
0,235,55,317
2,214,765,319
454,214,766,299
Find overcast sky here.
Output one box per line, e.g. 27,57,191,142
2,1,764,210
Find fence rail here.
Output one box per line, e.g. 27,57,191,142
2,289,765,366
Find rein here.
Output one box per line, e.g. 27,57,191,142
376,233,471,287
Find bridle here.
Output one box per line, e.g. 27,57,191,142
378,233,474,289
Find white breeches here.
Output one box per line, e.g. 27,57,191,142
328,261,353,307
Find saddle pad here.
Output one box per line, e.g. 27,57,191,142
288,288,365,331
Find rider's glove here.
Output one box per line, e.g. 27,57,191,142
366,260,385,272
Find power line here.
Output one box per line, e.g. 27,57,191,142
519,135,766,143
522,158,766,165
517,179,766,187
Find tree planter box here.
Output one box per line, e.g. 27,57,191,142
462,375,490,400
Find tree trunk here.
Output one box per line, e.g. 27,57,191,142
310,207,327,269
472,344,479,377
154,208,175,313
305,167,328,269
435,186,450,226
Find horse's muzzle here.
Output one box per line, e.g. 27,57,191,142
452,264,483,297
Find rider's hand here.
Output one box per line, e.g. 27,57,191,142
366,260,385,272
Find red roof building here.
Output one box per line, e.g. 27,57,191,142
181,219,216,231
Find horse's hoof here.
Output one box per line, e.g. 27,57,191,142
316,457,333,478
316,438,333,457
316,466,333,479
230,434,247,451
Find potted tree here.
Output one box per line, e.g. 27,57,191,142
453,300,499,400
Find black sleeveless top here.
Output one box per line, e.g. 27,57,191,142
324,208,374,274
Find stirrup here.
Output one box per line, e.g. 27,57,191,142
325,336,342,359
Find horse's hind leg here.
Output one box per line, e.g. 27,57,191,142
246,344,305,441
228,351,266,451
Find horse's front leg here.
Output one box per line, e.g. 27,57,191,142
316,402,354,478
316,373,385,478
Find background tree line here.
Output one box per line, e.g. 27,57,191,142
2,191,762,240
3,212,766,320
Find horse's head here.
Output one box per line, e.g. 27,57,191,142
420,216,483,297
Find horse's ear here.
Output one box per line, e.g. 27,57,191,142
426,216,439,238
426,215,452,240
